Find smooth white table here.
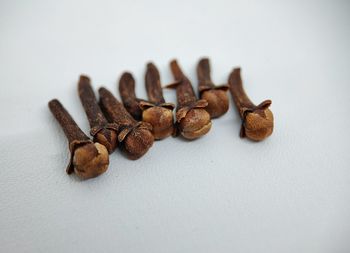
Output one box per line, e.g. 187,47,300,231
1,1,349,252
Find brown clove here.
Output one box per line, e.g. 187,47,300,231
228,68,274,141
142,63,175,139
197,58,229,118
98,87,154,159
119,72,145,120
119,69,175,140
78,75,118,153
48,99,109,179
167,59,212,139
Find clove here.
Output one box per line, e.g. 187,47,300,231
119,68,175,140
167,60,212,139
197,58,229,118
228,68,274,141
48,99,109,179
119,72,145,120
78,75,118,153
98,87,154,159
142,63,175,139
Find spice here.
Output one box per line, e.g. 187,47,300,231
228,68,274,141
167,60,212,139
78,75,118,153
197,58,229,118
98,87,154,159
119,68,175,140
119,72,145,120
142,62,175,139
48,99,109,179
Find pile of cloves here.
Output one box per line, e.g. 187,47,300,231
49,58,274,180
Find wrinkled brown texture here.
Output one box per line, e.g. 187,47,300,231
98,87,154,159
73,142,109,179
197,58,229,118
119,72,145,120
119,66,175,140
178,108,212,139
141,105,174,140
169,60,197,106
145,63,166,104
143,63,175,139
78,75,118,153
48,99,109,179
167,60,212,139
228,68,274,141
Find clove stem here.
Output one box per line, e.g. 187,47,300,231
228,68,274,141
49,99,90,144
78,75,117,153
167,59,212,139
99,87,154,159
48,99,109,179
119,72,144,120
228,68,255,112
145,62,166,104
197,58,229,118
197,58,215,89
118,67,175,140
169,60,197,107
141,62,175,139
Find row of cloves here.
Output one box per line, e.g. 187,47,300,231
48,58,274,180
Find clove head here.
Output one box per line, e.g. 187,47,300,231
179,108,212,139
201,89,229,118
243,108,274,141
142,106,174,140
94,128,118,154
123,126,154,160
72,142,109,180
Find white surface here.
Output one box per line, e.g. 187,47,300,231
1,0,350,252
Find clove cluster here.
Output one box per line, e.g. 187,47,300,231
48,58,274,180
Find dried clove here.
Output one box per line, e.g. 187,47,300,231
228,68,274,141
142,63,175,139
48,99,109,179
197,58,229,118
98,87,154,159
119,68,175,140
78,75,118,153
167,59,212,139
119,72,145,120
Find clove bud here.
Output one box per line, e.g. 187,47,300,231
167,60,212,139
228,68,274,141
119,67,175,140
48,99,109,179
197,58,229,118
99,87,154,159
142,62,175,139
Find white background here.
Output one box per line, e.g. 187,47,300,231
1,0,349,252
